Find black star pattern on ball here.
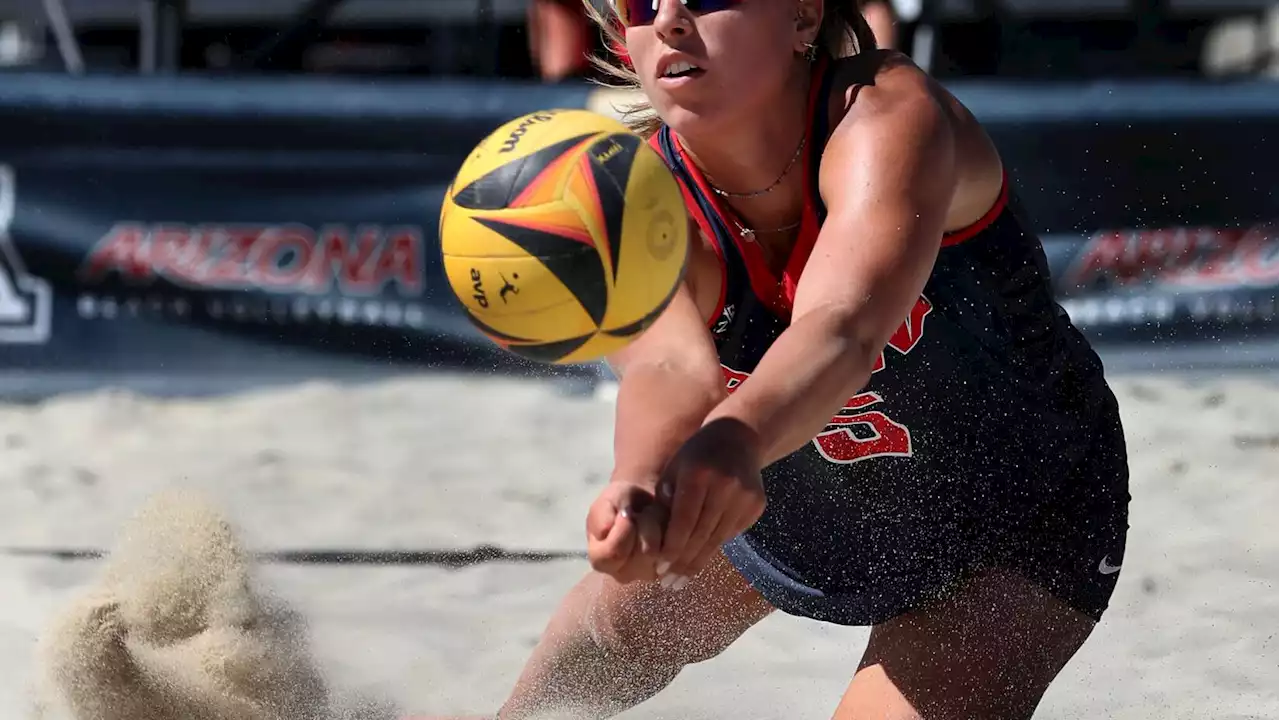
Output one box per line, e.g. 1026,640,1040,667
456,131,644,333
585,133,642,285
463,309,596,364
451,133,597,211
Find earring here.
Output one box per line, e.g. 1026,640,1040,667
802,42,819,62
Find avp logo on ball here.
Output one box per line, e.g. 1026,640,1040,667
0,164,53,345
469,267,489,308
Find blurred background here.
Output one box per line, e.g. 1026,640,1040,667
0,3,1274,719
0,0,1274,393
0,0,1275,80
0,0,1273,395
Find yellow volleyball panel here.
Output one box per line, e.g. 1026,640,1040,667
440,254,598,342
600,141,690,336
448,109,630,196
440,107,690,365
439,201,512,260
560,151,610,263
555,331,638,365
440,201,598,260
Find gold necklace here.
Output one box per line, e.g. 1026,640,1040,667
703,133,808,200
726,215,802,244
677,133,806,243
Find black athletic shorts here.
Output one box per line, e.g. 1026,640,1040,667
722,387,1131,627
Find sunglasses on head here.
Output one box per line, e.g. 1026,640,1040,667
614,0,744,27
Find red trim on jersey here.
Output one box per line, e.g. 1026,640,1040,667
670,136,796,318
669,58,830,320
656,60,1012,323
941,171,1009,247
778,179,824,318
777,171,1012,312
695,218,730,331
700,231,729,331
649,134,728,329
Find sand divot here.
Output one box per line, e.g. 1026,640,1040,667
30,488,398,720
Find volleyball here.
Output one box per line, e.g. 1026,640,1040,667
439,109,689,365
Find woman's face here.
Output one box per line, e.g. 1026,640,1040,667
622,0,812,134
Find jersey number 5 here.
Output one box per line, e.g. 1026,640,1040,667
722,295,932,465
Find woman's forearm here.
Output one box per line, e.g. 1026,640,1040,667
702,306,880,467
610,358,727,483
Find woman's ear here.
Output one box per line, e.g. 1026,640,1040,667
793,0,824,54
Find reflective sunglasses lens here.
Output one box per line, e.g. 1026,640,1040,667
619,0,740,26
685,0,742,14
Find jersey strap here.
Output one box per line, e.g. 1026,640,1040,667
650,56,836,320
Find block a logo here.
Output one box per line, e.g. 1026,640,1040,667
0,164,52,344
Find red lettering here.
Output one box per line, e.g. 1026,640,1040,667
81,222,424,295
373,229,424,295
722,366,749,392
871,296,934,374
887,296,933,355
719,294,932,465
1178,226,1278,287
1067,229,1188,288
1068,225,1278,290
1237,226,1280,284
1179,228,1230,286
1142,229,1197,282
1066,230,1129,288
813,392,913,464
148,226,206,286
251,225,314,289
306,226,380,294
79,224,151,281
205,227,258,286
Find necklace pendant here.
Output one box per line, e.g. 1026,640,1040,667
740,227,756,243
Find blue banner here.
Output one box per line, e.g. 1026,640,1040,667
0,72,1274,396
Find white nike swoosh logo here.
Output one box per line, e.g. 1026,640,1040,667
1098,556,1122,575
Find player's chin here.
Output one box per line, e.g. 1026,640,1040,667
652,100,722,138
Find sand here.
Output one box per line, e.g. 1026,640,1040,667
0,370,1275,719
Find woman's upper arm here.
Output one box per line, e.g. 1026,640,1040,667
605,234,723,385
792,78,958,352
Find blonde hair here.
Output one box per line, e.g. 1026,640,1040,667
582,0,879,137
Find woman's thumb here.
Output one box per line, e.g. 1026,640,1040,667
586,493,621,541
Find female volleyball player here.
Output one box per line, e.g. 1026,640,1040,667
464,1,1130,718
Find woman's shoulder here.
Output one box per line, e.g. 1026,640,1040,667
825,50,943,128
821,51,1006,229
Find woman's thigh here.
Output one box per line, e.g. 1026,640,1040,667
832,568,1098,720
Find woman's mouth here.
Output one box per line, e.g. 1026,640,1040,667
662,60,703,78
658,60,706,87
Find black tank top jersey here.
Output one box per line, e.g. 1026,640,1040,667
648,61,1116,595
